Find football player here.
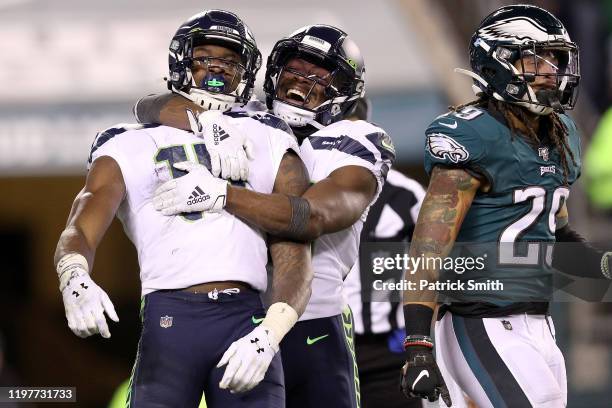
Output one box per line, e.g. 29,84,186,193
135,25,395,408
54,10,314,407
400,4,611,407
342,97,426,408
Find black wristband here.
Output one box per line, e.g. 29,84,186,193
403,304,434,337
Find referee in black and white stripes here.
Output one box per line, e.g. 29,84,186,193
343,98,426,408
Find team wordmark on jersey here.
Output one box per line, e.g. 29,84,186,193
540,165,556,176
426,133,469,164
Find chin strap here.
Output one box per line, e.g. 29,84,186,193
535,89,564,113
454,68,558,115
272,100,318,127
454,68,489,88
306,120,324,130
175,88,235,112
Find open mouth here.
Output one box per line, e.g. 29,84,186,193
285,88,308,103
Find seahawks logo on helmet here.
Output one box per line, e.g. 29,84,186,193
427,134,469,163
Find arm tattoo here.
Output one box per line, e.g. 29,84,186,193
288,196,311,239
411,167,477,256
278,150,310,195
406,167,479,302
134,93,175,124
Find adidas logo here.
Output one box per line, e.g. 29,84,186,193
187,186,210,205
212,123,230,145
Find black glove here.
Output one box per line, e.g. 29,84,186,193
400,346,452,407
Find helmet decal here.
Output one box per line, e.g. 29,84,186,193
459,5,580,115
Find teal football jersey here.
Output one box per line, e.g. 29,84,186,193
423,105,582,303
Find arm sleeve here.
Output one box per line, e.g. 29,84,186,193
553,225,607,279
559,114,582,183
132,93,169,124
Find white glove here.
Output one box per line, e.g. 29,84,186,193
153,161,228,215
217,325,279,393
57,254,119,339
186,109,254,181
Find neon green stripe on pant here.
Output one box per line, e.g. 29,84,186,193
341,305,361,408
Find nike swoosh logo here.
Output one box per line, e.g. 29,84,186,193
439,120,458,129
412,369,430,390
251,316,264,324
306,334,329,345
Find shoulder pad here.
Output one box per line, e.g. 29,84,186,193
224,111,293,136
424,108,490,175
89,123,158,163
307,120,394,166
250,112,294,135
430,106,486,131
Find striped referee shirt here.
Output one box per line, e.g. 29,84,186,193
343,169,425,334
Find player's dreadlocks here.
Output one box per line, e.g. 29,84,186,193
450,96,577,185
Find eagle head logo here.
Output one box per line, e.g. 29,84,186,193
427,134,469,164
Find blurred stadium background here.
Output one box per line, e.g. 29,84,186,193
0,0,610,406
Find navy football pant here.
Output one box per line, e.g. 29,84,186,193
281,306,360,408
127,289,284,408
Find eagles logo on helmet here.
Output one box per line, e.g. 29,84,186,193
455,4,580,115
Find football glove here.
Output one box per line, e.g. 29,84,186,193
57,254,119,339
186,109,254,181
400,346,452,407
152,161,228,215
217,325,279,393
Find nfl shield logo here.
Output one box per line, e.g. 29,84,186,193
538,147,549,161
160,315,173,328
502,320,513,330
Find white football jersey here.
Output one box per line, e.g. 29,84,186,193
89,110,298,296
298,119,395,320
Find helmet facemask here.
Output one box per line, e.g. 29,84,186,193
264,26,366,129
496,42,580,115
269,51,360,127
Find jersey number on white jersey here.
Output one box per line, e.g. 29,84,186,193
155,143,245,222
